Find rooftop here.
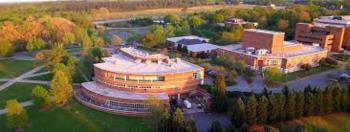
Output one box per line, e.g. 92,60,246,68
245,29,284,35
177,39,207,45
95,48,203,75
166,36,209,43
219,43,326,58
315,16,350,26
82,82,169,100
187,43,219,52
120,47,169,60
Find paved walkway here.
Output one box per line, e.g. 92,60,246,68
0,100,33,115
0,65,45,92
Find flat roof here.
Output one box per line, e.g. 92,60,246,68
167,36,209,43
218,43,326,58
187,43,219,52
315,16,350,26
245,29,284,35
95,52,203,75
82,82,169,100
120,47,169,60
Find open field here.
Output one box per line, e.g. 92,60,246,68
0,83,48,109
0,59,41,78
97,4,256,20
0,100,152,132
273,113,350,132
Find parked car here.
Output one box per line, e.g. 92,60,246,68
339,73,350,80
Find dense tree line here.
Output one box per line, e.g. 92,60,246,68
230,85,350,130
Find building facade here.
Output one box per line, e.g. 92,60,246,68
75,47,204,116
216,29,328,73
295,16,350,52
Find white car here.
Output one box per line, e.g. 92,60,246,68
339,73,350,80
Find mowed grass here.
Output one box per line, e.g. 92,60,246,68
274,113,350,132
0,100,152,132
29,72,87,83
0,83,48,109
0,59,41,78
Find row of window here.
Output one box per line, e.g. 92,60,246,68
96,78,162,89
79,92,150,112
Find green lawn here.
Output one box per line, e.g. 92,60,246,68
0,83,48,109
29,73,87,83
0,59,41,78
274,113,350,132
0,100,152,132
284,66,336,82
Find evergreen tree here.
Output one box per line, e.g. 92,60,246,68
209,121,222,132
314,88,324,115
239,123,249,132
231,97,246,128
257,95,268,124
286,92,296,119
177,44,183,52
157,113,172,132
5,99,28,130
50,70,73,106
212,74,227,112
304,92,315,116
274,94,286,121
295,92,305,118
246,95,257,125
333,86,342,112
268,94,278,122
186,118,197,132
182,45,188,54
323,87,334,114
172,108,186,132
341,87,350,112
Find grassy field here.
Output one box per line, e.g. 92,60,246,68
0,100,152,132
0,59,41,78
29,72,86,83
0,83,48,109
97,4,255,20
273,113,350,132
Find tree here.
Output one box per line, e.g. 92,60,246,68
220,26,243,43
212,13,225,23
81,34,92,57
277,19,289,30
341,87,350,112
145,95,167,129
164,13,181,25
300,64,312,71
346,59,350,71
0,38,14,57
50,70,73,106
188,15,204,28
212,74,227,112
141,25,167,48
90,47,103,63
263,67,283,85
314,88,324,115
275,93,286,120
32,85,50,109
26,37,45,52
209,121,222,132
246,95,258,125
186,118,197,132
93,36,105,48
5,99,28,130
111,35,122,46
268,94,278,122
62,32,75,45
333,86,342,112
182,45,188,54
172,108,186,132
295,92,305,118
286,92,296,119
323,87,334,114
304,92,315,116
53,63,72,82
231,97,246,128
257,95,268,124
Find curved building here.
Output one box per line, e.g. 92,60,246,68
75,47,204,116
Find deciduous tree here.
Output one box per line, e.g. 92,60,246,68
32,85,50,109
50,70,73,106
5,99,28,130
0,38,14,57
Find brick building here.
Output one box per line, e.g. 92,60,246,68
75,47,204,116
216,29,328,73
295,16,350,52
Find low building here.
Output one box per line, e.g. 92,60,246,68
216,29,328,73
75,47,205,116
167,36,219,57
295,16,350,52
224,18,258,28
